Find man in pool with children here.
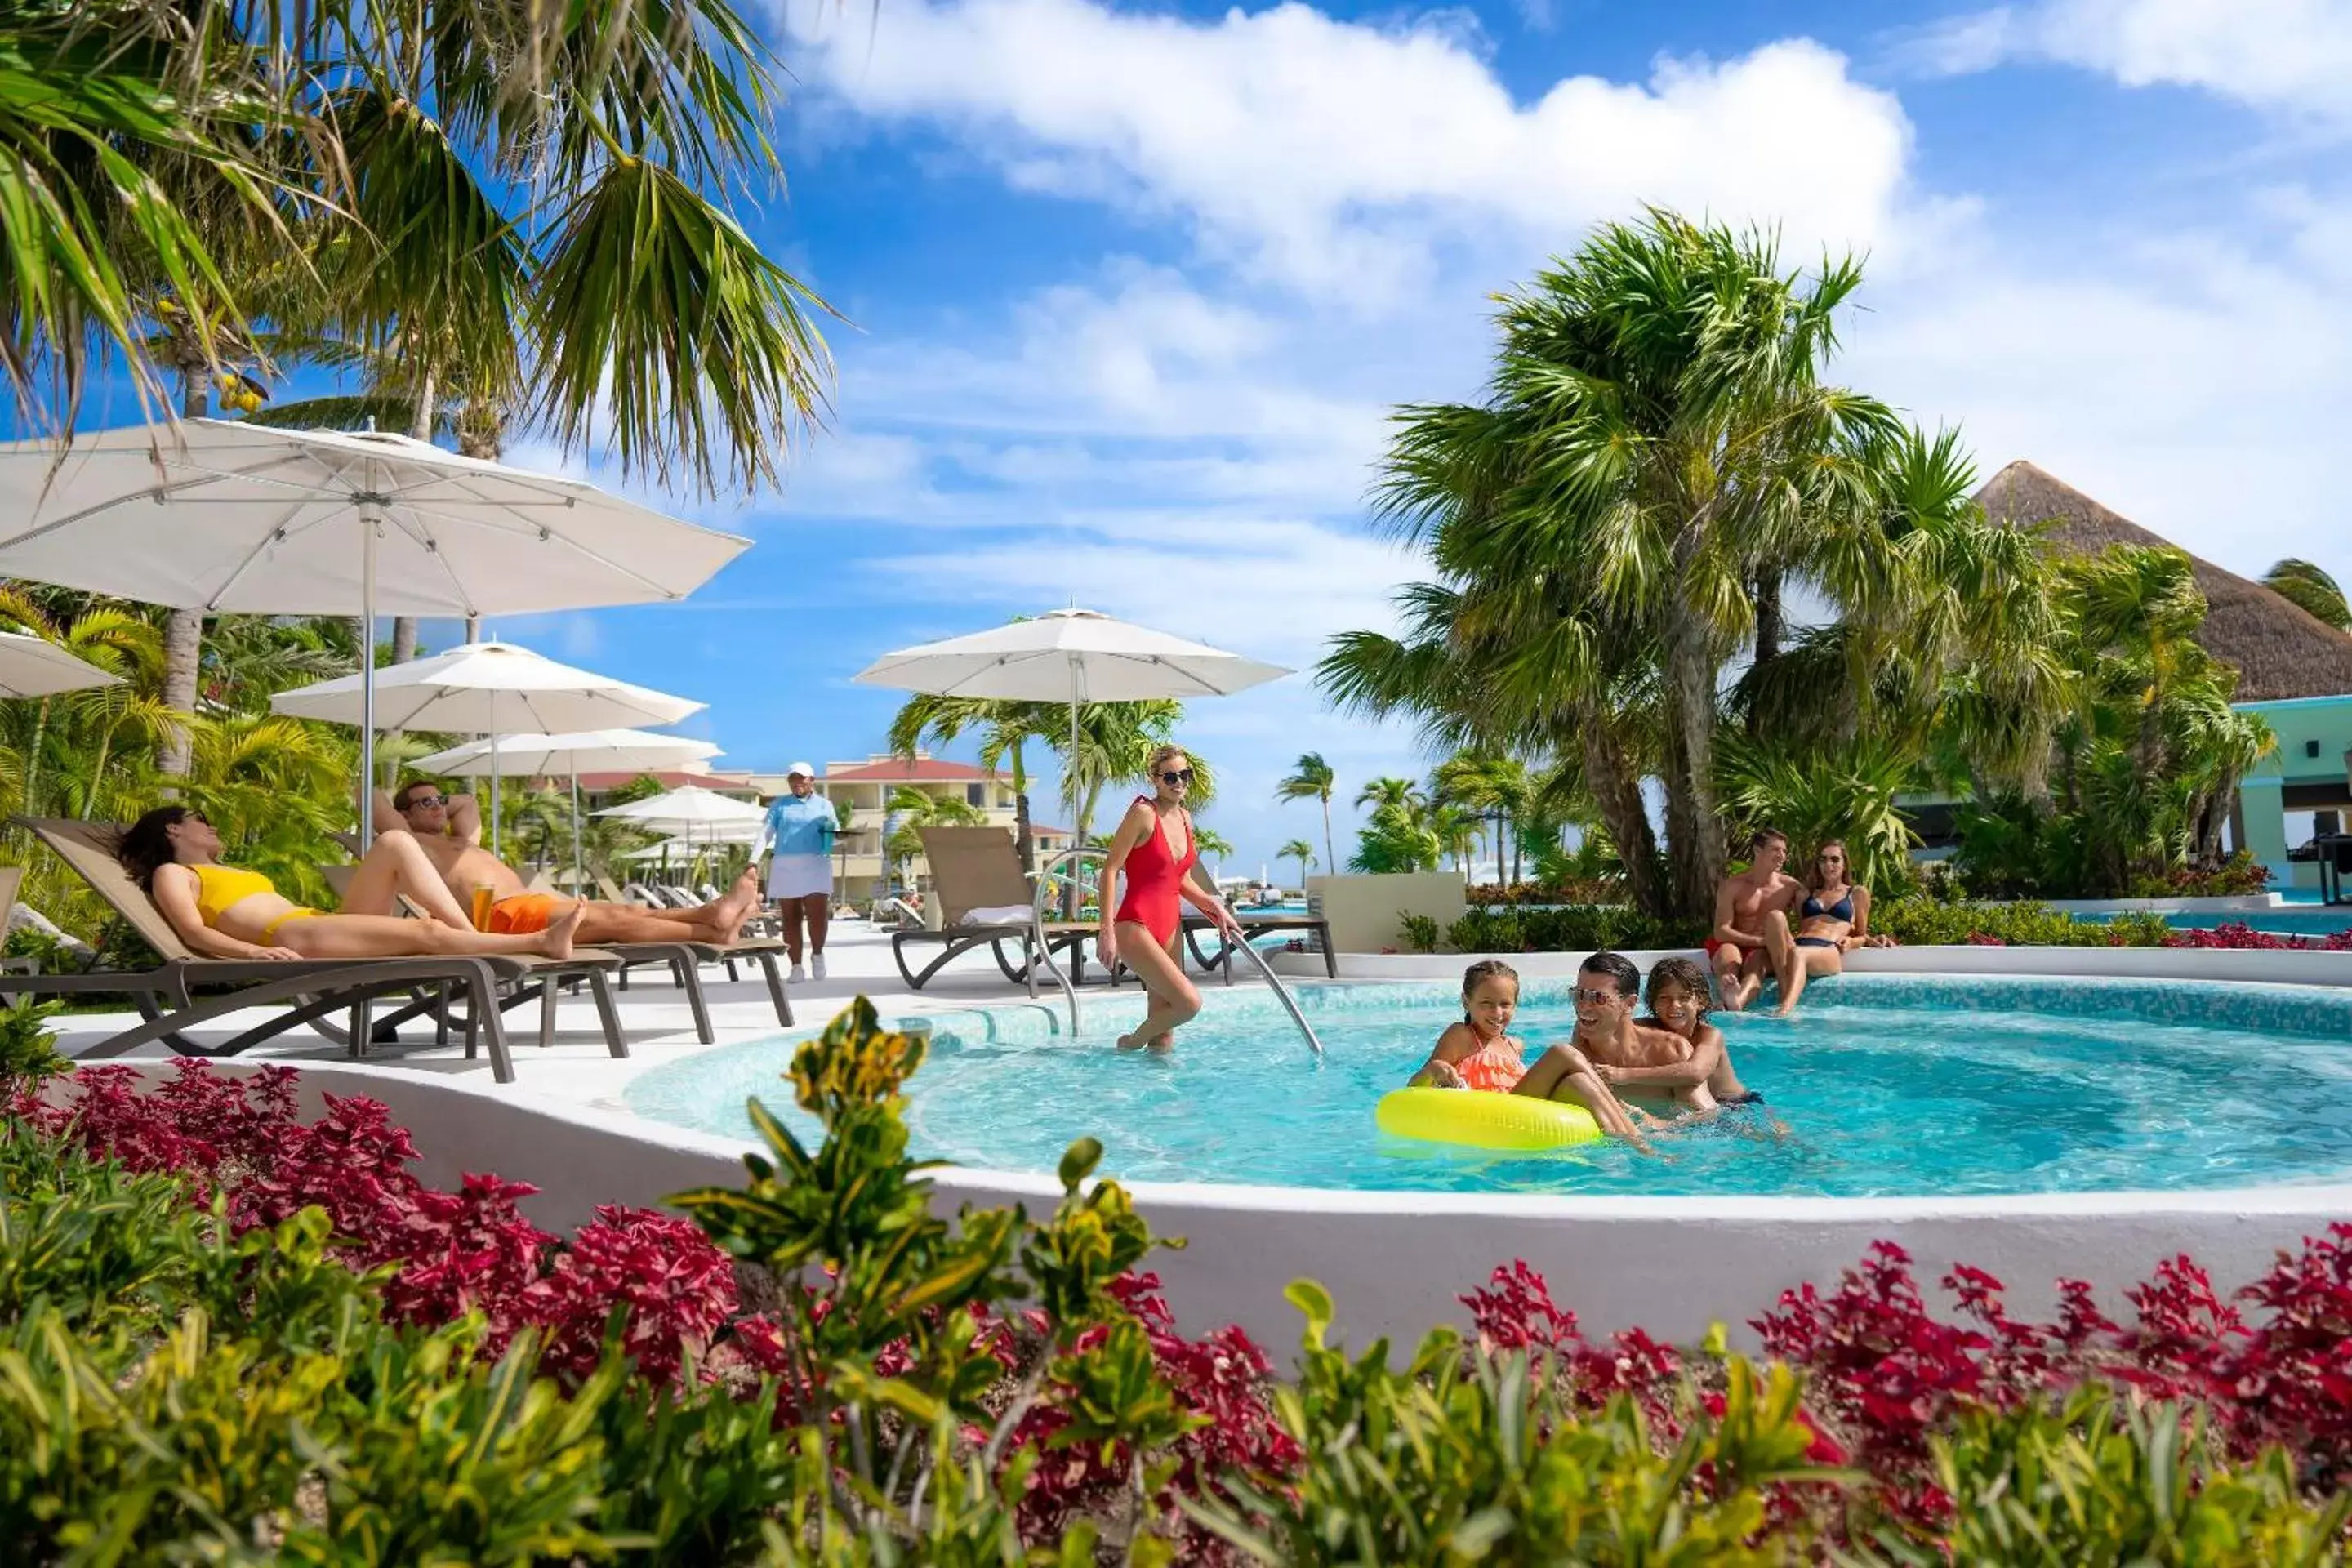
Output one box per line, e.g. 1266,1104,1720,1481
1405,824,1881,1142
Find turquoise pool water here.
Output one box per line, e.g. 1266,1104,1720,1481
624,976,2352,1198
2077,907,2352,938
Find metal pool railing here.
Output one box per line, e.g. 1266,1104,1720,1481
1031,846,1324,1061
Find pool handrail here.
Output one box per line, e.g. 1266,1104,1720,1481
1032,845,1324,1060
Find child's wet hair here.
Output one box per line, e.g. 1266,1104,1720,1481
1646,955,1712,1020
1460,959,1520,1020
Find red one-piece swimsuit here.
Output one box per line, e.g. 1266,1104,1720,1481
1112,798,1197,947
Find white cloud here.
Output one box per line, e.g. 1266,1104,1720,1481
785,0,1923,301
1844,184,2352,590
1903,0,2352,122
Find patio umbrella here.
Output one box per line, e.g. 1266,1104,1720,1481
0,420,748,843
0,630,125,698
593,784,764,833
851,606,1290,841
270,640,701,853
409,728,724,884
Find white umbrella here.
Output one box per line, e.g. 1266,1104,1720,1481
271,639,700,862
0,630,125,698
851,606,1290,840
595,786,764,871
593,784,764,831
411,728,724,884
412,728,723,777
0,420,748,840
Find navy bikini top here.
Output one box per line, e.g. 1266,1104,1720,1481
1802,887,1856,922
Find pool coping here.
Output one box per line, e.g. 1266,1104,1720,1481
87,943,2352,1360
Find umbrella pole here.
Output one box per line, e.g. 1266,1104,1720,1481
571,767,584,892
359,508,378,851
489,732,501,866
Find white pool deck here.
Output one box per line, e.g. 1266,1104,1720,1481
49,924,2352,1359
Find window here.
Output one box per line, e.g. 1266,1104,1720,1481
966,783,985,806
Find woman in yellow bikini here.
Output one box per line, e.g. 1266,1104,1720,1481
118,806,581,962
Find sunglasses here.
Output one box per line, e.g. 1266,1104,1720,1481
1570,986,1624,1007
1158,768,1193,786
404,794,447,808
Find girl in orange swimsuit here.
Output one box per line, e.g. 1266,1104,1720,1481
1408,960,1529,1091
1096,746,1244,1054
119,806,585,964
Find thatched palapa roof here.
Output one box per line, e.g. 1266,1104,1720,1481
1974,460,2352,703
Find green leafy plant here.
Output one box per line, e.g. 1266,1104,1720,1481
1398,913,1441,954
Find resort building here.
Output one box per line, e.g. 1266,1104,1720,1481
1974,461,2352,892
744,755,1070,903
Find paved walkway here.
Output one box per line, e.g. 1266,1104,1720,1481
47,920,1263,1112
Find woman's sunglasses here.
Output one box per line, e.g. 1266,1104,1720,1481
1158,768,1193,786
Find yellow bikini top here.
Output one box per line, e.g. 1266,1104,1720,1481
189,862,277,926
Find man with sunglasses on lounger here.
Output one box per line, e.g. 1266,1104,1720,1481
372,782,764,946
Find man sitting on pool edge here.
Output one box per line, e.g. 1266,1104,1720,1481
1708,826,1804,1012
372,782,764,947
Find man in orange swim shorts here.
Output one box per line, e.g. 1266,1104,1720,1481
374,783,763,947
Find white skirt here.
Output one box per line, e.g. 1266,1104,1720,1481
767,854,831,901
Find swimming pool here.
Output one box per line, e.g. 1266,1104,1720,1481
623,975,2352,1200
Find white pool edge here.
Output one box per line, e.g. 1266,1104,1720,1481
85,940,2352,1364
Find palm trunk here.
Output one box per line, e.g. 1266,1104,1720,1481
1321,795,1334,883
21,698,48,818
1579,710,1666,919
80,712,122,819
1748,570,1784,737
159,371,208,779
1011,739,1034,874
387,368,437,670
1664,601,1729,922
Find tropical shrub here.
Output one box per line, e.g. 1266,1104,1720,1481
20,1009,2352,1560
1446,903,1711,954
1397,912,1440,954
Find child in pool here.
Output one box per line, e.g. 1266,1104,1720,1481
1408,960,1531,1092
1593,956,1773,1116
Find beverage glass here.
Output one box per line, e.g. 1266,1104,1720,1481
470,884,495,930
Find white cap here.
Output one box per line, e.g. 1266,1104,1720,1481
786,760,816,778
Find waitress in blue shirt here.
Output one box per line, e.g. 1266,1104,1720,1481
753,762,837,982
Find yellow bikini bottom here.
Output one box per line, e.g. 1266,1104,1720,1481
256,908,322,946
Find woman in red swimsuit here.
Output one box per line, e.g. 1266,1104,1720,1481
1097,745,1244,1053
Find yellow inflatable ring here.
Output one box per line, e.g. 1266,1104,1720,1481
1375,1087,1602,1151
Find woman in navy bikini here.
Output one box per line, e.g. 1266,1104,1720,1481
1770,839,1892,1016
1096,745,1245,1054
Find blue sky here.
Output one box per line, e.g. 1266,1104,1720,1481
79,0,2352,873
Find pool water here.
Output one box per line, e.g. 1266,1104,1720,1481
624,976,2352,1199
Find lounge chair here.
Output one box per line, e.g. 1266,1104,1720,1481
1180,908,1337,982
318,864,791,1045
2,818,572,1084
890,826,1096,991
315,864,631,1058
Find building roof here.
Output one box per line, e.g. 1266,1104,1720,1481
1975,460,2352,703
575,769,758,794
822,757,1002,783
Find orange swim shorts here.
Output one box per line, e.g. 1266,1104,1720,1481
486,893,558,934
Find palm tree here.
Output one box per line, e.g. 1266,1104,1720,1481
888,693,1060,874
1279,838,1316,891
1276,752,1338,878
0,586,163,820
1361,212,1904,920
1434,752,1535,885
15,0,838,741
884,786,987,893
2263,559,2352,632
1353,777,1423,816
1052,701,1195,846
1192,826,1234,871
